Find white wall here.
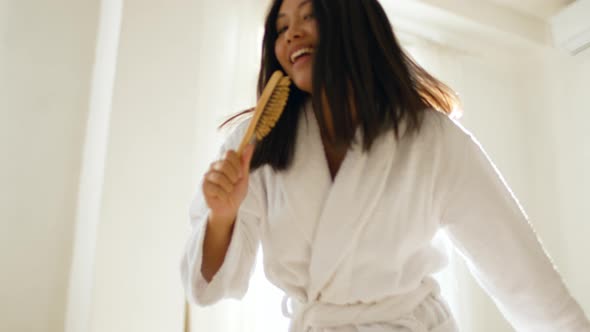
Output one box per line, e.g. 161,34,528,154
86,0,201,331
64,1,122,331
545,56,590,310
0,1,99,331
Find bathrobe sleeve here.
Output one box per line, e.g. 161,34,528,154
180,127,266,306
439,120,590,331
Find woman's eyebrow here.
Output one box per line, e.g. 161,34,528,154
277,0,312,19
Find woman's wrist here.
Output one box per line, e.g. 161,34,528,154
207,213,237,235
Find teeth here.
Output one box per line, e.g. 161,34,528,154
290,48,314,63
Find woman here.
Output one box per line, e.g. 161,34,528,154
181,0,590,331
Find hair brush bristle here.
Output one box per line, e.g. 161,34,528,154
237,71,291,155
255,77,290,139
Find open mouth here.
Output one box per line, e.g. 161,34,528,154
290,47,314,64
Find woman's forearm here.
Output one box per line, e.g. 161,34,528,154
200,214,236,282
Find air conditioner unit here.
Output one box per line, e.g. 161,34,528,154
550,0,590,56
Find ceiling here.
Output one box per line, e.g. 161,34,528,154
486,0,575,19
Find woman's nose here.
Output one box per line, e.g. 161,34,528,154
285,23,303,44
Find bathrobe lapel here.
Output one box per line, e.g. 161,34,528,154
308,122,398,302
277,104,333,247
279,101,398,301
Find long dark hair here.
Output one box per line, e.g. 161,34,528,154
222,0,459,172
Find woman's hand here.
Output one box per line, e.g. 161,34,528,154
202,144,255,228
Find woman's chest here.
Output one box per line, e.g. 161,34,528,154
258,161,440,259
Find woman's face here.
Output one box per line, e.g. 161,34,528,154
274,0,318,94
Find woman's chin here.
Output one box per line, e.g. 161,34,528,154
292,77,312,94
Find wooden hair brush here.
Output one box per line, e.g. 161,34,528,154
236,70,291,155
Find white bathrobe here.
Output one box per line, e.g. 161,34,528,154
181,101,590,332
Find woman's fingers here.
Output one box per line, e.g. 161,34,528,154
202,180,228,201
223,151,243,179
211,160,240,183
205,170,234,193
201,148,252,216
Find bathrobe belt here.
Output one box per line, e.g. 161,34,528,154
282,277,440,332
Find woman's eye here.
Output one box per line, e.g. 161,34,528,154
304,13,315,20
277,26,287,35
